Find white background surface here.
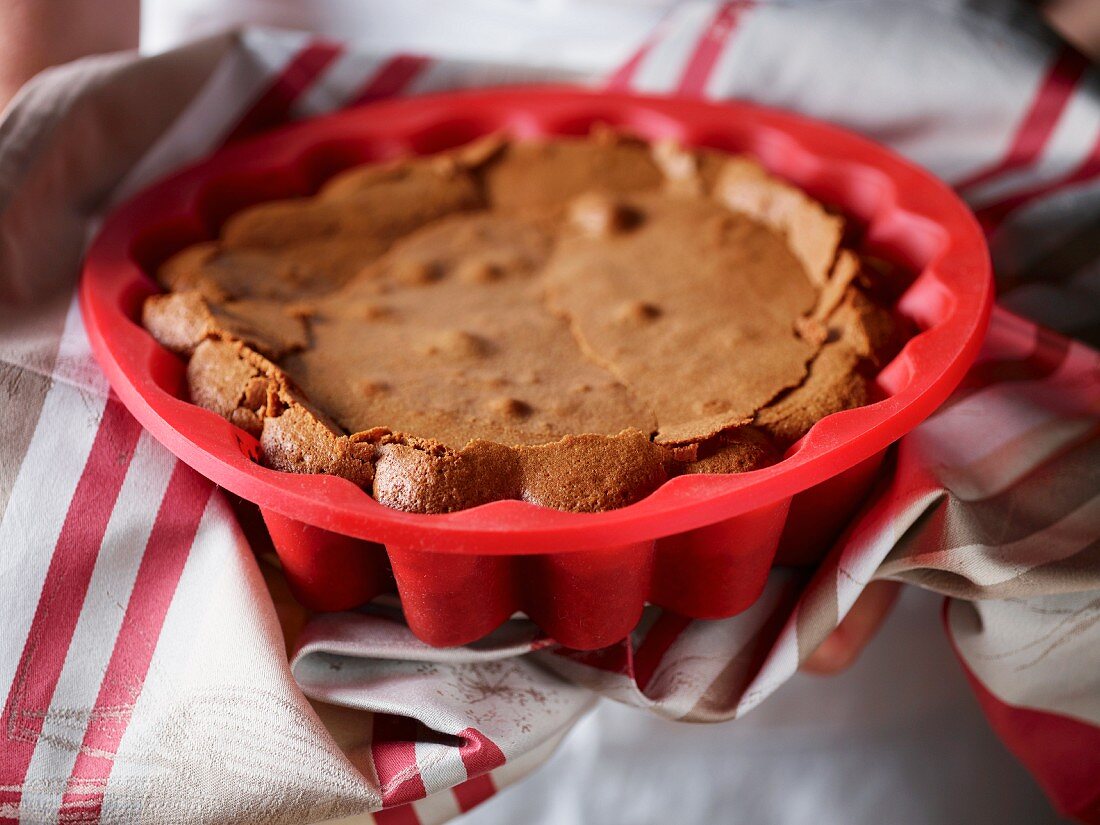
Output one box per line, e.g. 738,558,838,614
138,2,1071,822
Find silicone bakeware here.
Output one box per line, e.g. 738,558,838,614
81,88,992,649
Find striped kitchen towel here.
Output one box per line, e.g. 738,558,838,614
1,1,1098,823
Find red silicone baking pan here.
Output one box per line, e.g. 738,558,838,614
81,87,992,649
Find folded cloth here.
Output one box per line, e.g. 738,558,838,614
1,2,1098,823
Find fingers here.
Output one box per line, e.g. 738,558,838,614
0,0,140,108
801,580,902,675
259,554,310,656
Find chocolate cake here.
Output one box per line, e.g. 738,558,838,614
142,129,894,513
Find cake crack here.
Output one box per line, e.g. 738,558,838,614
140,131,894,513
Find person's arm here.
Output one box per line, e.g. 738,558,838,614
0,0,139,107
1044,0,1100,60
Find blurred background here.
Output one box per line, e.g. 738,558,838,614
139,0,1100,64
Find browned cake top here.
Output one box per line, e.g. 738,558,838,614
143,130,893,513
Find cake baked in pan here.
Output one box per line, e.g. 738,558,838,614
142,128,895,513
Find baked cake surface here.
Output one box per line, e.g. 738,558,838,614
143,130,894,513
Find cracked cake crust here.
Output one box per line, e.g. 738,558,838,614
142,130,895,513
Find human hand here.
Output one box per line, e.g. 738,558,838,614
0,0,139,108
801,580,902,674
